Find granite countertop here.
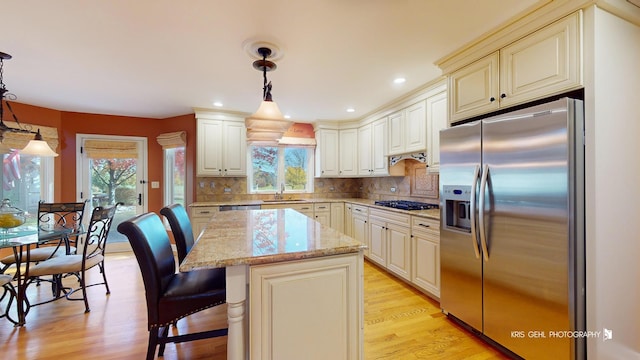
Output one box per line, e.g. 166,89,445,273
180,208,367,271
190,198,441,220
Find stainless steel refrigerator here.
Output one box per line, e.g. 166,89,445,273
439,98,585,359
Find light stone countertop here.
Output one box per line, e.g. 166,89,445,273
179,208,367,271
190,197,441,220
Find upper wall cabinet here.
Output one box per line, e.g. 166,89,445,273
449,12,582,123
387,101,427,156
195,112,247,177
358,118,389,176
338,128,358,177
426,87,448,173
315,129,340,177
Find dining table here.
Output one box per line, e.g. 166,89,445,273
0,224,85,326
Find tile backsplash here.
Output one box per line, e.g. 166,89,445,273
195,160,438,203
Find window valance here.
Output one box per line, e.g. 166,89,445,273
156,131,186,149
248,123,316,147
83,140,138,159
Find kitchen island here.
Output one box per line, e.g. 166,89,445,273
180,208,366,360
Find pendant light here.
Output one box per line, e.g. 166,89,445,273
0,52,58,157
245,46,292,142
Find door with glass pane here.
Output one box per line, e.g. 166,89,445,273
76,135,147,252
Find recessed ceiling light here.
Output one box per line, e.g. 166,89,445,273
284,114,291,119
213,101,223,107
346,108,355,113
393,77,406,84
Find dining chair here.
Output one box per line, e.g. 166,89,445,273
23,203,119,313
159,203,195,264
0,273,17,325
35,200,89,255
117,212,227,360
0,200,88,273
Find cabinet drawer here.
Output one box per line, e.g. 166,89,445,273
190,206,219,218
314,203,330,212
351,204,369,216
369,208,410,226
411,216,440,234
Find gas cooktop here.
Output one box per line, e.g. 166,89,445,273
374,200,439,211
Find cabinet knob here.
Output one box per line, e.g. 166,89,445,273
489,97,496,102
500,93,506,99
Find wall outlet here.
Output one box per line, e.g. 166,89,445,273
329,186,335,191
390,187,397,193
151,181,160,189
199,182,205,188
224,188,232,193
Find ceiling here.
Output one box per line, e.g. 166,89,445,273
3,0,543,122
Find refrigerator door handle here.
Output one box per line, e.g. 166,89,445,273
479,164,490,261
469,164,481,259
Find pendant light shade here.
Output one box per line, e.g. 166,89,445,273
19,130,59,157
245,46,292,142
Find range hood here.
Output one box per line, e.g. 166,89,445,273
389,152,427,166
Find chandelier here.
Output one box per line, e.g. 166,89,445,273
0,52,58,157
244,46,292,142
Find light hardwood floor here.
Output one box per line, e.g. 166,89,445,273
0,253,508,359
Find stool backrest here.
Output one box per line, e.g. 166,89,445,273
160,204,194,264
117,212,176,325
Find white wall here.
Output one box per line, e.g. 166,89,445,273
584,5,640,359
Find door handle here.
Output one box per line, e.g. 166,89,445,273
469,164,481,259
138,193,142,206
478,164,489,261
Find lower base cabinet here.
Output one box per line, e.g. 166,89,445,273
411,216,440,297
369,209,411,281
189,206,219,238
351,204,369,258
250,253,364,360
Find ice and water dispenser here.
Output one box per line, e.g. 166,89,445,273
442,185,472,232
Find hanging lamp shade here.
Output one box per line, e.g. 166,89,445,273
245,100,292,141
245,46,292,142
20,138,59,157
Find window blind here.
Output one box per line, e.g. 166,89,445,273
83,139,138,159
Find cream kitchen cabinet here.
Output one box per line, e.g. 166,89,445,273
313,202,331,227
338,128,358,177
411,216,440,297
196,116,247,177
449,12,582,123
387,101,427,156
250,253,363,360
368,208,412,281
189,205,219,239
330,202,345,232
351,204,369,258
426,85,448,172
344,203,353,237
357,118,388,176
315,129,339,177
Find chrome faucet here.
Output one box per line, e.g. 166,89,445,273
274,183,285,200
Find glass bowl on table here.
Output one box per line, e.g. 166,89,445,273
0,199,26,242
